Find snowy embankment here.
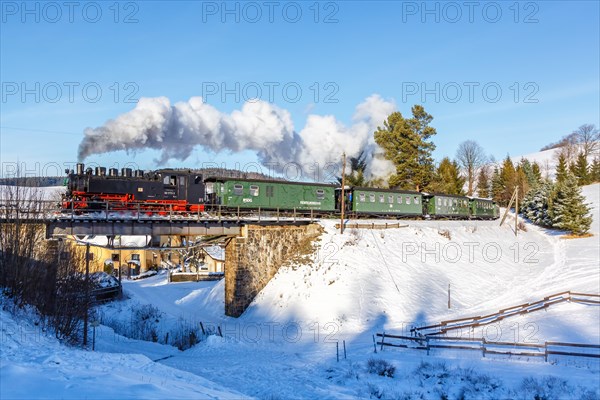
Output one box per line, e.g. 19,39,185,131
0,307,248,399
1,184,598,399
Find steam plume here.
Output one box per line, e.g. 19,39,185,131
78,95,395,179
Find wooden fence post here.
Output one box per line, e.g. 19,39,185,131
372,335,378,353
380,332,385,351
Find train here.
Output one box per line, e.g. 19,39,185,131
62,163,499,219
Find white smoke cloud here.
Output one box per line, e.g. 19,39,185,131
78,95,396,180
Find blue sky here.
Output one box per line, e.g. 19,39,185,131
1,0,599,178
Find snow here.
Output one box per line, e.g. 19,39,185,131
1,182,599,398
203,245,225,261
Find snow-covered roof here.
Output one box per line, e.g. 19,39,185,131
78,235,151,248
203,245,225,261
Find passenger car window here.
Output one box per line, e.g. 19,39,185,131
379,194,385,203
250,185,259,196
316,189,325,200
233,184,243,195
369,194,375,203
359,193,366,202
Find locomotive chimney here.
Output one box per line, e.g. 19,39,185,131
76,163,84,175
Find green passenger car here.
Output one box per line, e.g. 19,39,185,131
349,187,423,216
425,194,470,218
205,178,336,211
469,198,498,219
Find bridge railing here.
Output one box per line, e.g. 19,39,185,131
0,199,326,222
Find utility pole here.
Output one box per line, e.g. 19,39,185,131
499,186,519,237
514,185,519,237
84,242,90,347
340,152,346,234
447,283,451,309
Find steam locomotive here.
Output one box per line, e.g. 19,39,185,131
63,163,205,212
62,163,499,219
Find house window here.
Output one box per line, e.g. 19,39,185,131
369,194,375,203
131,254,140,261
316,189,325,200
359,193,366,202
249,185,259,197
111,254,120,262
233,184,243,195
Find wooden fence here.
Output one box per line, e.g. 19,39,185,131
410,291,600,336
375,333,600,361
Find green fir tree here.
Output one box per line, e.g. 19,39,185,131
551,173,592,235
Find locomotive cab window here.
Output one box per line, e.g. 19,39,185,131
233,184,244,195
249,185,259,197
194,175,202,184
316,189,325,200
163,175,176,186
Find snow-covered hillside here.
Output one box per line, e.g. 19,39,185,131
1,185,598,399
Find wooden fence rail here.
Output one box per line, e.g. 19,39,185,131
335,222,409,230
410,291,599,336
376,333,600,362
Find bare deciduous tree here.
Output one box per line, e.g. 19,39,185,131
573,124,599,158
456,140,487,196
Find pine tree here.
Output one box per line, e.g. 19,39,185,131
519,158,539,187
491,167,503,204
591,158,600,183
498,156,516,206
551,173,592,235
532,162,542,182
573,152,590,185
430,157,465,195
521,180,554,227
374,106,436,191
476,166,490,198
555,153,568,184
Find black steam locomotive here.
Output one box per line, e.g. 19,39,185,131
62,163,205,213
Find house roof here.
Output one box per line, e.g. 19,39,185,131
203,245,225,261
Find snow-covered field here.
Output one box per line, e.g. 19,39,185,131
1,184,599,398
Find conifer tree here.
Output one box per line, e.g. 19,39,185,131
573,152,590,185
498,156,516,206
555,153,568,184
430,157,465,195
476,166,490,198
591,158,600,183
551,173,592,235
532,162,542,182
491,167,504,204
374,106,436,191
521,180,554,227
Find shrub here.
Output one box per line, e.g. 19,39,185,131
366,358,395,378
